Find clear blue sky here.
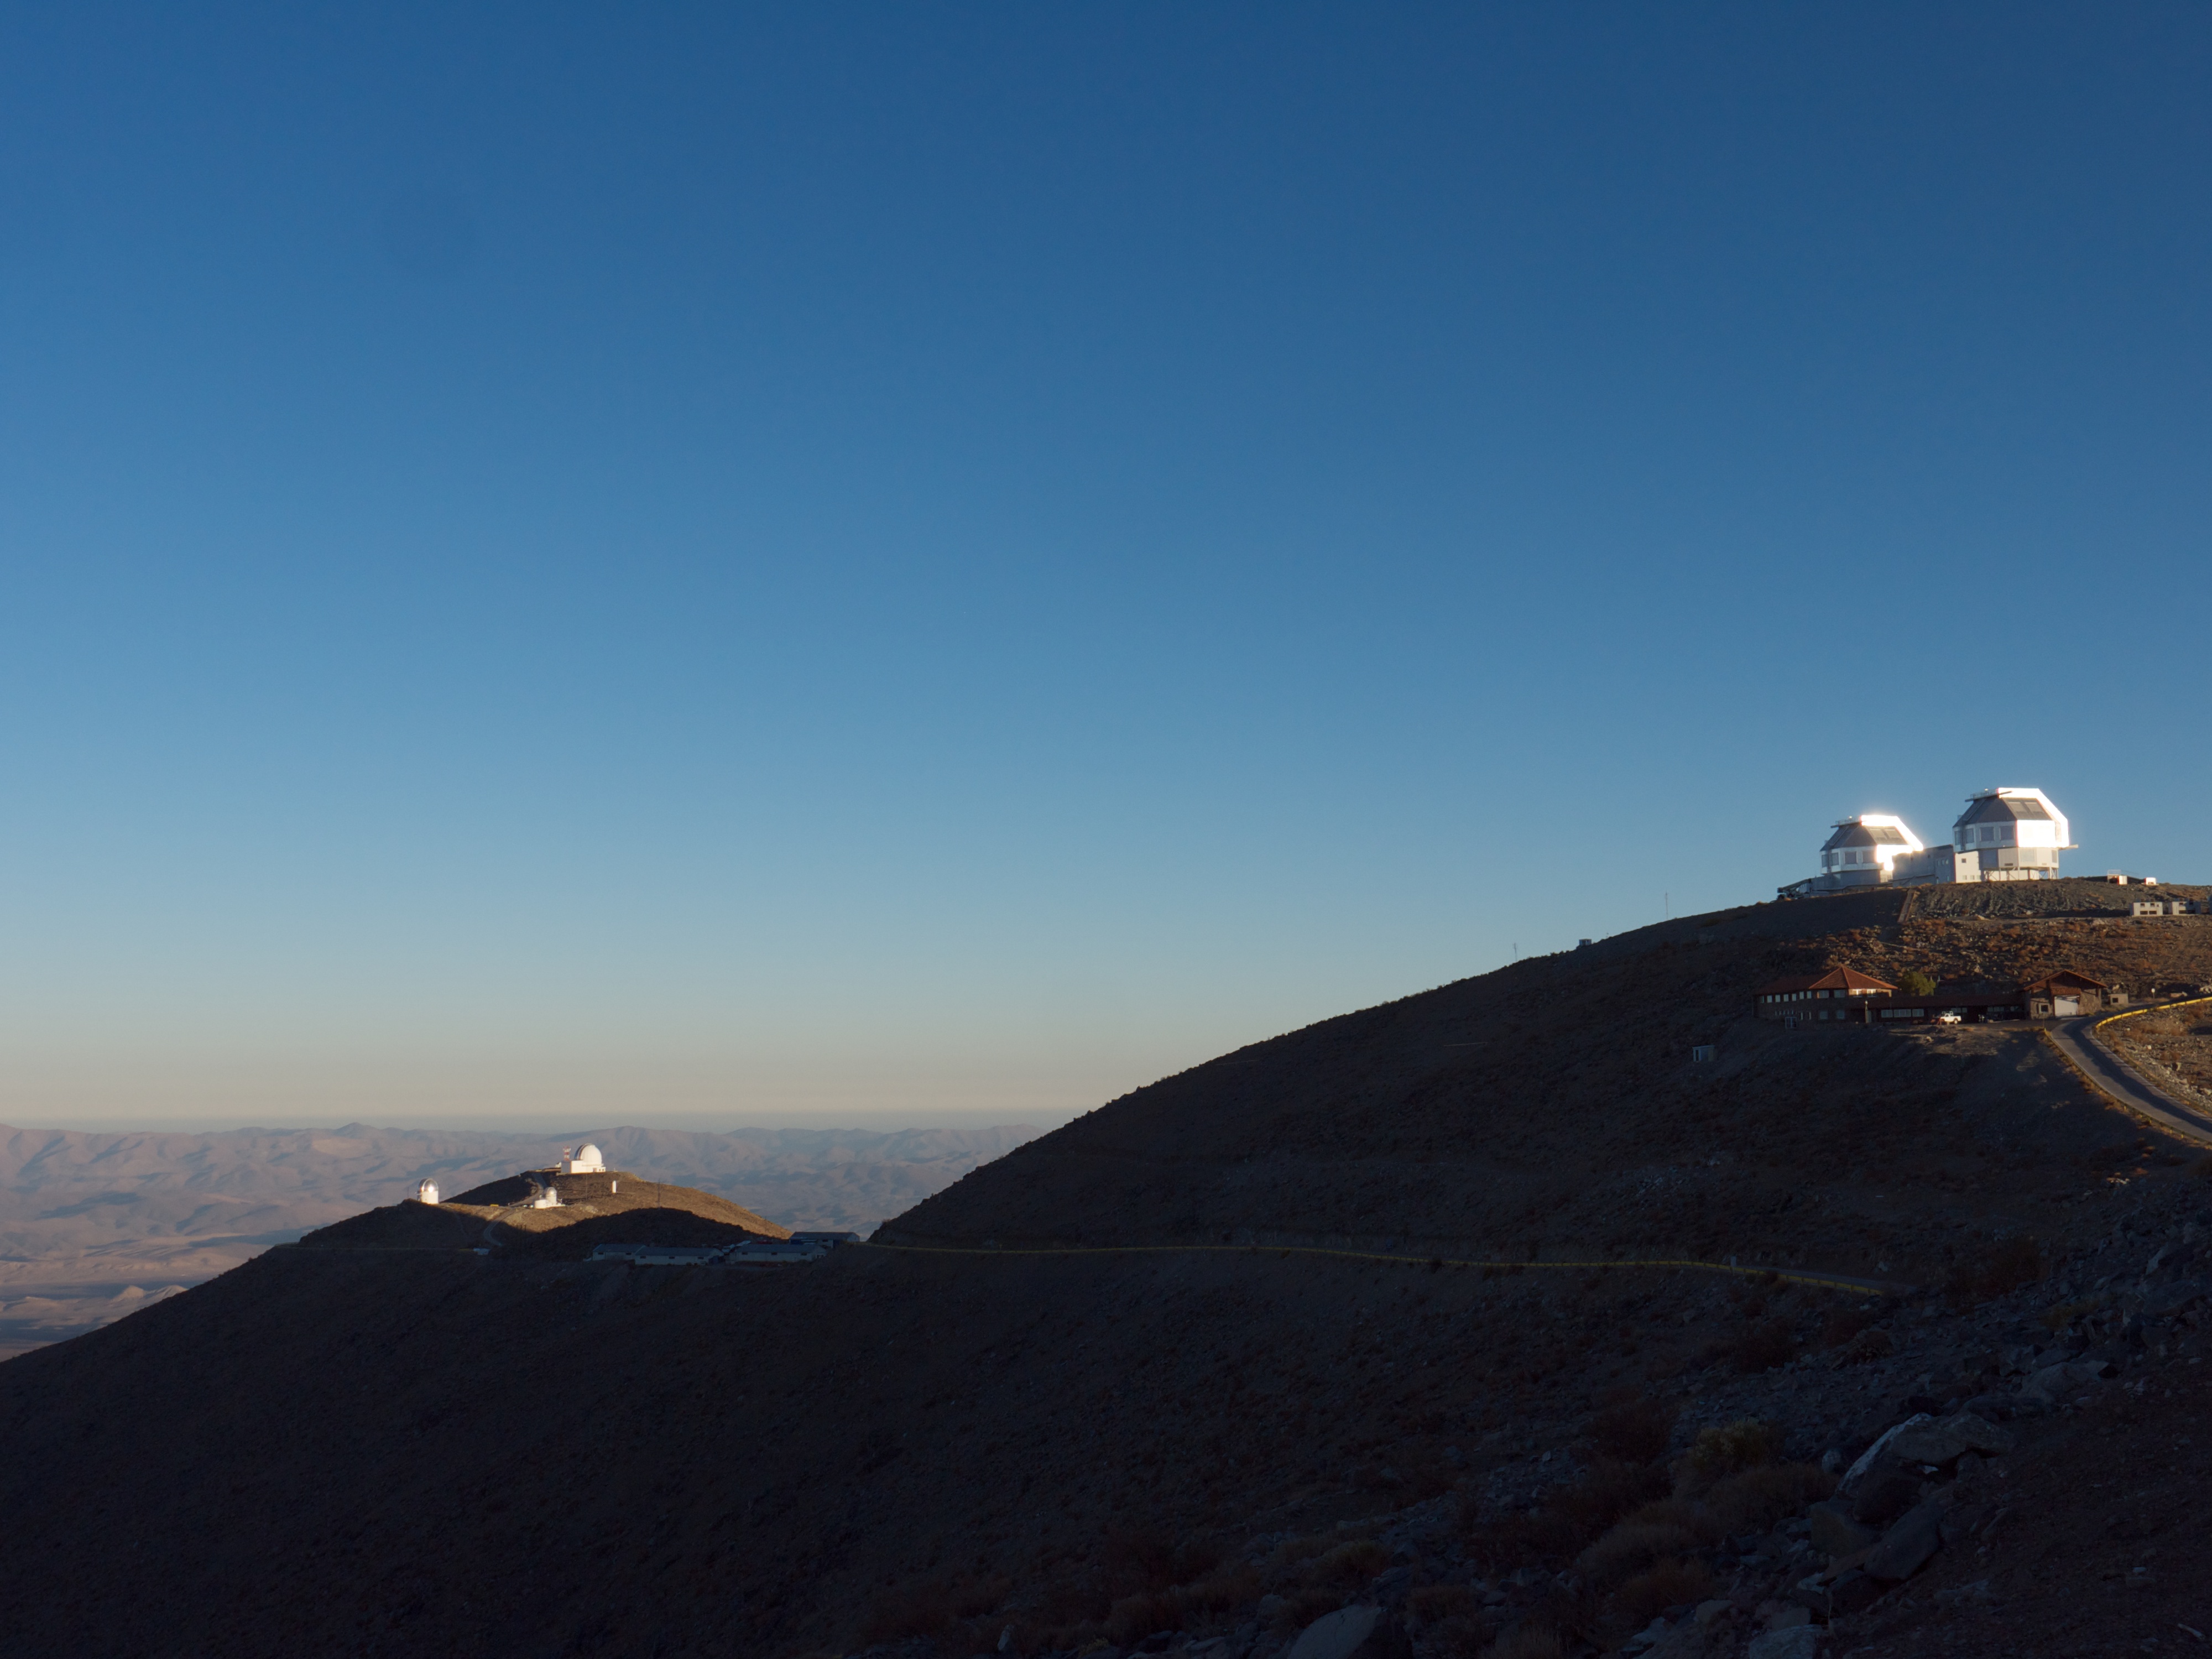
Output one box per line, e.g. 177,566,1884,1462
4,4,2210,1129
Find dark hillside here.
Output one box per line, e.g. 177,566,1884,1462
891,887,2212,1292
2,890,2209,1659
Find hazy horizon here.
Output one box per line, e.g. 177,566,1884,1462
0,1109,1063,1137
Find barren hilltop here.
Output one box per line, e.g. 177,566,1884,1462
3,881,2210,1659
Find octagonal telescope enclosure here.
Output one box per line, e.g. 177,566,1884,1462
1952,786,2074,879
1817,813,1924,887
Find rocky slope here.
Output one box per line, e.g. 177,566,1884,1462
1,886,2208,1659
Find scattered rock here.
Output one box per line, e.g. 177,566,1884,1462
1865,1500,1947,1582
1886,1412,2015,1465
2019,1360,2112,1406
1282,1605,1407,1659
1806,1500,1879,1559
1849,1464,1922,1528
1746,1626,1822,1659
2143,1280,2206,1320
1840,1415,1931,1491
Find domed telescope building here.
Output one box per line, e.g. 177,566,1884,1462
1949,786,2073,881
1811,813,1923,891
1783,784,2078,896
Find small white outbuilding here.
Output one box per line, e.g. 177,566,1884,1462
415,1179,441,1205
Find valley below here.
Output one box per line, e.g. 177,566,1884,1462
0,1122,1032,1359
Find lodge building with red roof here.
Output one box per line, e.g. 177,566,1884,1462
1754,967,2122,1026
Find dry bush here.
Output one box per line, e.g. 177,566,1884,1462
1313,1540,1389,1589
2041,1297,2101,1333
1410,1585,1478,1624
1820,1307,1875,1349
1272,1587,1344,1631
1945,1235,2046,1310
1103,1526,1219,1595
1704,1463,1834,1534
1100,1564,1260,1643
1427,1615,1493,1658
1617,1499,1718,1542
1733,1318,1797,1374
1677,1420,1782,1491
1609,1559,1717,1628
859,1581,952,1644
1550,1460,1672,1536
1575,1521,1700,1589
1105,1590,1182,1646
1483,1625,1563,1659
1266,1534,1331,1573
1587,1396,1677,1464
1833,1327,1894,1365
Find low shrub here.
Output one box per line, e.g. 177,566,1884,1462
1947,1235,2046,1310
1575,1521,1700,1589
1704,1463,1834,1534
1734,1318,1797,1374
858,1582,951,1645
1820,1307,1876,1349
1314,1541,1389,1590
1266,1534,1331,1572
1615,1499,1719,1543
1409,1585,1478,1624
1610,1559,1717,1629
1100,1565,1261,1644
1677,1420,1782,1491
1548,1459,1672,1537
1104,1590,1182,1646
1426,1614,1493,1658
1483,1625,1563,1659
1103,1526,1219,1595
1834,1327,1895,1365
1587,1396,1677,1464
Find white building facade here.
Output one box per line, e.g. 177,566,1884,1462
1809,813,1923,891
1787,785,2077,895
1947,786,2072,881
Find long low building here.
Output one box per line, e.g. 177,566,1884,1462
1754,968,1897,1020
1754,968,2121,1025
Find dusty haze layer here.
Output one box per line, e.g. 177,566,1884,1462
0,1121,1032,1358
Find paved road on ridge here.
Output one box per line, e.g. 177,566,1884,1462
2048,1010,2212,1147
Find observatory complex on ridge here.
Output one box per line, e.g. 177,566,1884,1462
1784,786,2078,897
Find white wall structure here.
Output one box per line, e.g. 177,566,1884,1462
1814,813,1924,889
415,1179,440,1205
561,1144,606,1175
1951,787,2073,881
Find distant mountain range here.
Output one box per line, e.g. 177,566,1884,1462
0,1120,1034,1357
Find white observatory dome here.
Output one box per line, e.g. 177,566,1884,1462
562,1143,606,1175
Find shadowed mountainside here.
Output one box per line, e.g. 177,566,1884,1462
2,888,2210,1658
